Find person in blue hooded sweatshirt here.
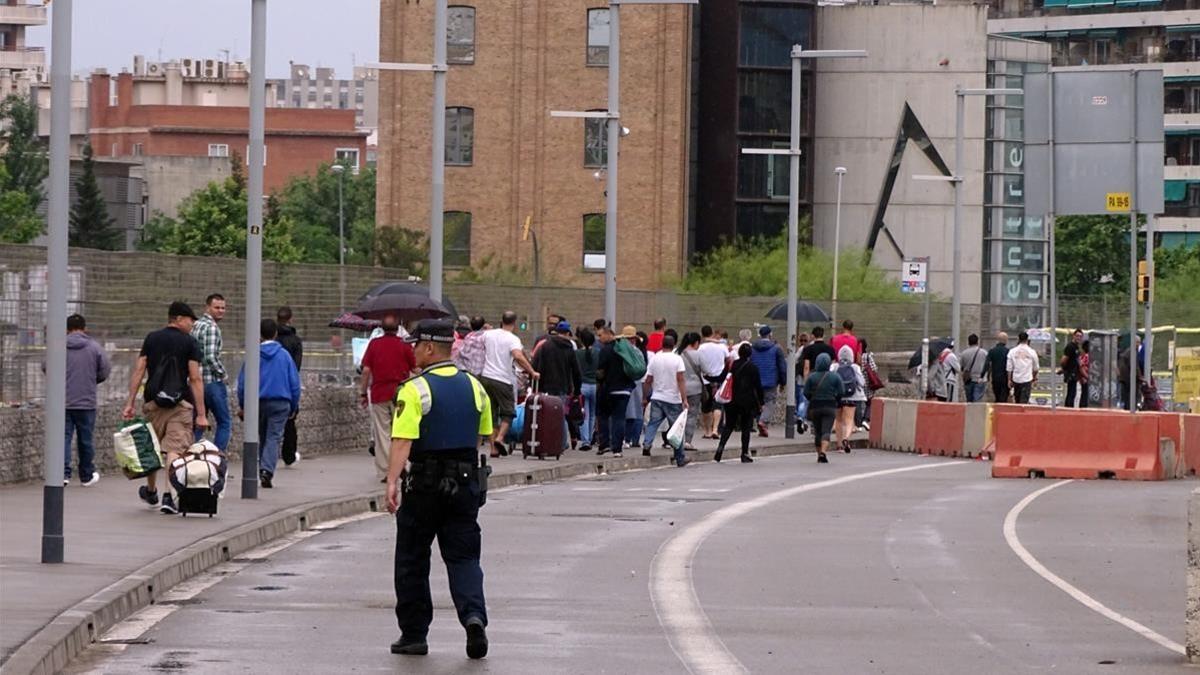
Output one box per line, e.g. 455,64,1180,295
238,318,301,488
749,325,787,437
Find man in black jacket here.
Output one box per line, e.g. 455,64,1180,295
276,306,304,466
985,331,1010,403
532,323,583,452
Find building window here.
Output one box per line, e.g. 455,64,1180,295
292,95,301,107
444,211,471,267
739,5,812,68
208,143,229,158
583,213,606,271
335,148,361,171
339,92,349,108
587,9,610,66
738,71,807,135
132,143,144,157
446,107,474,165
584,111,608,168
448,6,476,65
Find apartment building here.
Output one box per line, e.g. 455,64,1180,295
377,0,693,288
270,63,379,134
0,0,45,97
989,0,1200,247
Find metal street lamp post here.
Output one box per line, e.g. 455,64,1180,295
41,0,73,563
370,0,449,302
914,86,1021,402
741,46,866,439
831,166,847,329
552,0,698,328
242,0,268,500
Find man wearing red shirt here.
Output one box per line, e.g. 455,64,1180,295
646,317,668,353
830,319,862,363
359,314,417,481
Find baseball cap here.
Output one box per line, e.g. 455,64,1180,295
405,318,456,344
168,301,198,320
759,325,772,337
556,320,571,333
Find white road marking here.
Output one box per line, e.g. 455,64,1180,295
1002,480,1186,656
649,460,965,674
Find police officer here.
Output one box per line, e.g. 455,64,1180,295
386,318,493,660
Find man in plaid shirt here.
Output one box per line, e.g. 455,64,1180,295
191,293,232,451
453,316,488,376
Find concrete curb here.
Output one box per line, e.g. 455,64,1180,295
4,438,851,675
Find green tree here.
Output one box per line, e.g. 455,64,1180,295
0,94,47,210
140,155,300,262
374,225,427,273
1054,214,1146,296
272,162,377,264
69,143,121,250
680,228,911,301
0,163,42,243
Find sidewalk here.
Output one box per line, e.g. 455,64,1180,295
0,424,861,673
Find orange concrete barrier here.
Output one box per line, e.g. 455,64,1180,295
914,401,966,456
1147,412,1186,479
1185,414,1200,476
868,398,884,447
992,409,1165,480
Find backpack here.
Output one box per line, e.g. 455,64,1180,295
837,364,857,398
613,339,647,380
146,354,187,408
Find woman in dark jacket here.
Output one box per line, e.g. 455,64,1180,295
803,353,842,464
715,343,765,463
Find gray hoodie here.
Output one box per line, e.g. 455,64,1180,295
65,332,111,409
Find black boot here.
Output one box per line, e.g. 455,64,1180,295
390,635,428,656
465,617,488,660
817,451,829,464
740,453,753,463
714,446,725,463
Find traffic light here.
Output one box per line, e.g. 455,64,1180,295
1137,260,1151,303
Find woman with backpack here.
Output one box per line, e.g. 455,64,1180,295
677,332,705,451
714,343,763,463
803,353,842,464
831,345,865,454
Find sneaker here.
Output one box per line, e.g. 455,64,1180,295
757,422,769,438
138,486,159,509
465,617,488,660
612,451,624,458
159,493,178,515
817,452,829,464
62,478,69,486
260,470,274,489
642,448,652,457
741,454,754,464
579,444,592,452
676,457,692,468
285,451,302,467
390,636,429,656
862,421,871,431
81,473,100,487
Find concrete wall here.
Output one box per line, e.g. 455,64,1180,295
139,155,233,220
813,4,990,303
0,388,369,485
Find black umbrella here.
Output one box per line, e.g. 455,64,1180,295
352,281,458,321
765,300,830,324
907,338,954,369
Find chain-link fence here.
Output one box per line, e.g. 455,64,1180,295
4,244,1199,405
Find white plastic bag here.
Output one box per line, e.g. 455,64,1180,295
666,410,687,450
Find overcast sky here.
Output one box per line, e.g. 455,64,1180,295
28,0,380,79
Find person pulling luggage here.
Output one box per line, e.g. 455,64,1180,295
386,319,493,660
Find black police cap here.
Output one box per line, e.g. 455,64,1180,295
406,318,456,344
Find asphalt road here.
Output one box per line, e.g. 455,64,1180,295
65,451,1193,674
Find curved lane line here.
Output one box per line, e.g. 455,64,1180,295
649,460,966,675
1002,479,1185,656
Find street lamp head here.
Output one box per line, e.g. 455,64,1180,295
331,164,345,175
620,126,631,137
834,167,847,175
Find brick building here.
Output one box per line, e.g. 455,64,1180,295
377,0,693,289
88,71,369,194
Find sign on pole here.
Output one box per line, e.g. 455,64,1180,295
901,257,928,294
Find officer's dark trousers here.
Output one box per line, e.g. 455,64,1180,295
394,483,487,637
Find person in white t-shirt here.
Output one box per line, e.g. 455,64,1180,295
479,311,538,455
696,325,728,439
641,335,691,468
1006,331,1040,404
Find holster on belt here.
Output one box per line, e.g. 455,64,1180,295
403,452,479,501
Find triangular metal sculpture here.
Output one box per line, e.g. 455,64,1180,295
866,103,953,260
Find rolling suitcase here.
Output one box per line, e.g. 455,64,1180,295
168,440,228,517
521,383,566,460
